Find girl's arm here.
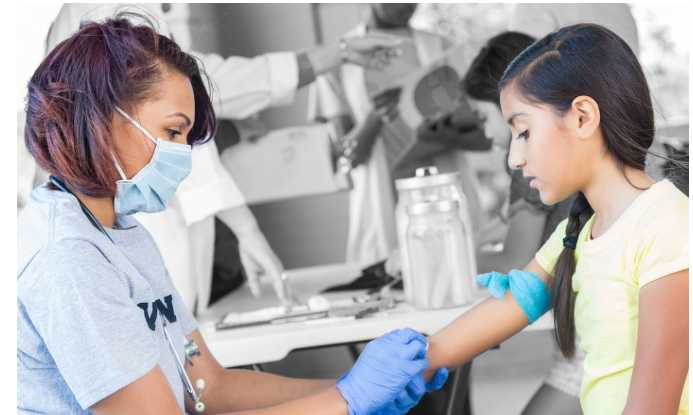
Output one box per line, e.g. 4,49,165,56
622,269,689,415
476,208,548,274
422,257,550,382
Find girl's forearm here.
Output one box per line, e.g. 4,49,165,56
204,369,337,413
423,258,551,382
422,290,530,382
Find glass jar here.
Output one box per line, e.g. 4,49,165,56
395,166,477,305
406,200,474,310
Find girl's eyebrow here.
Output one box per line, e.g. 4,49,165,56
506,112,529,126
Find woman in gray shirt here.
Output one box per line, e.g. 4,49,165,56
18,13,446,415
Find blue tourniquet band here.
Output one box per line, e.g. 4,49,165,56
475,270,551,324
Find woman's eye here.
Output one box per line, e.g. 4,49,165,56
516,130,529,140
167,129,182,138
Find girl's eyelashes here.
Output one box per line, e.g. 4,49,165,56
167,129,182,138
515,130,529,140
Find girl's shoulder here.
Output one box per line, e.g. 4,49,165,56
627,181,688,287
634,180,688,233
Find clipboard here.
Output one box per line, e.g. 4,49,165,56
219,124,351,205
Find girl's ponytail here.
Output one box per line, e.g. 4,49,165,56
550,192,593,358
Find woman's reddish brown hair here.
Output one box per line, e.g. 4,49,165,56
24,12,217,198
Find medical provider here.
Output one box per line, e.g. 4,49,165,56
18,14,448,414
42,3,403,313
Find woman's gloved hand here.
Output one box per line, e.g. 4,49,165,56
336,328,430,415
375,367,449,414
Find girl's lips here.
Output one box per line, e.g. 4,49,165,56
529,178,538,188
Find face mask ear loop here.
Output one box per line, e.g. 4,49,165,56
114,106,158,144
111,153,128,181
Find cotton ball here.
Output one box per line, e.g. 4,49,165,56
308,295,330,312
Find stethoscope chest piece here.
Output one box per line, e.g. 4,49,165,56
159,311,205,412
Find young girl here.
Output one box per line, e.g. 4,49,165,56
463,31,585,415
422,24,689,414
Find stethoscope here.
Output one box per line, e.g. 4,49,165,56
160,311,206,412
49,176,206,412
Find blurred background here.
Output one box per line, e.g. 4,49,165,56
17,3,689,269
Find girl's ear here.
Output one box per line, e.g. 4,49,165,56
570,96,601,140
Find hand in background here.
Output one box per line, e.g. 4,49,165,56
372,86,402,121
417,102,493,151
346,34,404,70
238,227,285,302
216,205,286,303
341,86,402,169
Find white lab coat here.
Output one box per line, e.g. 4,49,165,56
45,3,299,313
508,4,640,56
310,24,450,264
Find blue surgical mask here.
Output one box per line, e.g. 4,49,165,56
112,106,192,217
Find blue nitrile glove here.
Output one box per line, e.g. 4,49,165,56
476,270,551,324
375,367,449,415
336,328,429,415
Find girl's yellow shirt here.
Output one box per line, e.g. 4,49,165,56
536,180,689,415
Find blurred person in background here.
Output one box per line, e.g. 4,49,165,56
309,3,481,265
33,3,403,314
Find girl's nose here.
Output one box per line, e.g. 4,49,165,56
507,139,526,171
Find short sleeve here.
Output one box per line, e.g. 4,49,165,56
634,197,689,288
168,278,198,336
19,240,159,410
535,218,570,276
307,72,352,122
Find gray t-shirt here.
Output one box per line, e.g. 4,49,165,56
17,183,198,414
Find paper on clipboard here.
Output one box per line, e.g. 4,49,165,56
219,124,350,205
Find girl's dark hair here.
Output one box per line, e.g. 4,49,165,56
25,12,217,198
462,31,537,106
498,24,656,359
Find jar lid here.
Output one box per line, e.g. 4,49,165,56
395,167,461,190
407,200,459,215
